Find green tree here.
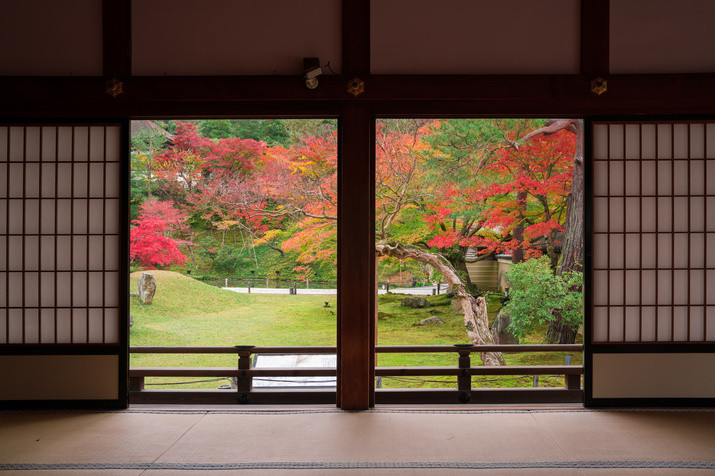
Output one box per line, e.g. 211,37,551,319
198,119,235,139
284,119,338,145
232,119,291,146
130,123,171,220
503,256,583,339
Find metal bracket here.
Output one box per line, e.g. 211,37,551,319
105,78,124,98
347,77,365,97
590,77,608,96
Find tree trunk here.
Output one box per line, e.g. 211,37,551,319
556,123,584,277
512,190,527,264
546,314,579,344
526,121,584,344
376,241,505,366
451,252,478,295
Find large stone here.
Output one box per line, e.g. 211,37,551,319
401,296,431,308
137,272,157,305
490,311,519,345
417,316,444,326
450,298,464,314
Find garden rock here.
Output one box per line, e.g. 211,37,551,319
377,311,394,321
450,298,464,314
137,272,157,304
401,296,431,308
490,310,519,345
417,316,444,326
445,289,454,299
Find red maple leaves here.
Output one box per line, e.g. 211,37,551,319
425,128,575,258
130,120,576,273
129,199,189,269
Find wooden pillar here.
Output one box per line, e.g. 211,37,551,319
580,0,608,405
338,0,373,410
338,103,375,410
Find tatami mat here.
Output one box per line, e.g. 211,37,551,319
0,408,713,474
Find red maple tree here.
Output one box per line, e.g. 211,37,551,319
130,199,189,269
425,128,575,266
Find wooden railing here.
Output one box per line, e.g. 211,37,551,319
129,344,583,405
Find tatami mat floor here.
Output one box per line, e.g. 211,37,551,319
0,407,713,474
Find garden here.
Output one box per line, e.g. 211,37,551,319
129,118,584,389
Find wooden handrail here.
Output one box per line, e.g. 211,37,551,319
130,367,336,377
375,365,583,376
128,344,584,402
129,344,582,354
130,365,581,378
376,344,583,353
131,367,240,377
130,346,337,354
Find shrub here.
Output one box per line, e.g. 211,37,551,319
503,256,582,338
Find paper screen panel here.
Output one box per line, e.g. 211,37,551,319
591,121,714,343
0,125,121,344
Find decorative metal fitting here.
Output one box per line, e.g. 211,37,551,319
105,78,124,98
347,77,365,97
459,392,471,403
590,77,607,96
238,393,250,404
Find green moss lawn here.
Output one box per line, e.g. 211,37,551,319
131,271,582,390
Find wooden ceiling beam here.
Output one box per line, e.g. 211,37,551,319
103,0,132,78
1,74,713,116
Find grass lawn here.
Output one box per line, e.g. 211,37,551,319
130,271,582,390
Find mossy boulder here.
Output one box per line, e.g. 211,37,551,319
416,316,444,326
401,296,431,308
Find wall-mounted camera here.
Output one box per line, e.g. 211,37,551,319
303,57,323,90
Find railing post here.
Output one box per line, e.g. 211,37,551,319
236,345,254,403
565,373,581,390
564,354,579,389
456,344,471,403
129,376,144,392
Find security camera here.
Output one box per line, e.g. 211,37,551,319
303,57,323,89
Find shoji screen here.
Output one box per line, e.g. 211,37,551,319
0,123,127,407
589,120,715,404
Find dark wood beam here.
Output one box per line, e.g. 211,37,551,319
375,389,583,405
1,74,714,117
342,0,370,77
581,0,609,76
129,390,336,405
103,0,132,78
337,102,375,410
